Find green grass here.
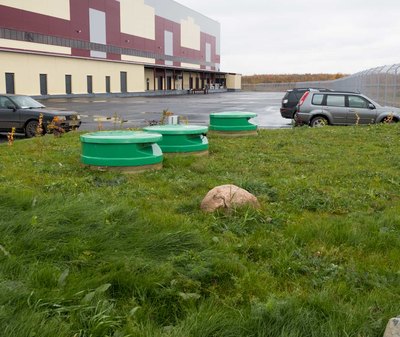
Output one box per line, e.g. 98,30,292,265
0,124,399,337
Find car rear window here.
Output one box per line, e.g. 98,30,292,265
312,94,324,105
295,91,306,100
326,95,345,107
288,92,299,103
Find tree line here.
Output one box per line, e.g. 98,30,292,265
242,73,347,84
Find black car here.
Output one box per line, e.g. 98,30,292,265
280,88,332,119
0,94,81,137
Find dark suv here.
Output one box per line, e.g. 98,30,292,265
0,94,81,137
280,88,332,119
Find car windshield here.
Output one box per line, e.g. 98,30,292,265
11,96,45,109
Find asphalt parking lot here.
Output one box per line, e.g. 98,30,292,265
40,91,290,131
0,91,290,142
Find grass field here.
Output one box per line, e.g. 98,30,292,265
0,124,399,337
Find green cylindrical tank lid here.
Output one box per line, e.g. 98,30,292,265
80,131,162,144
80,130,163,168
143,124,208,134
143,124,208,153
210,111,257,118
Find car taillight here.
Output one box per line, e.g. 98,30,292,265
297,91,310,112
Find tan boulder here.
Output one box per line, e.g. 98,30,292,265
200,184,259,212
384,317,400,337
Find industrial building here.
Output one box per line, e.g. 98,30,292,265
0,0,241,97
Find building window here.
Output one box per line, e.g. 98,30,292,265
120,72,127,93
105,76,111,93
5,73,15,94
87,75,93,94
65,75,72,94
164,31,173,66
89,8,107,59
205,43,211,70
40,74,48,95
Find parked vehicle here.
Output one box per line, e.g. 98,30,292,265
280,88,332,119
295,90,400,127
0,94,81,137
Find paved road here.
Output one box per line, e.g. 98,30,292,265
41,91,290,131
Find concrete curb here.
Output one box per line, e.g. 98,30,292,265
33,89,228,100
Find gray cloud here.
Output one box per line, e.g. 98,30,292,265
177,0,400,74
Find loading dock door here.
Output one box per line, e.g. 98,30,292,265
65,75,72,94
106,76,111,93
87,75,93,94
158,76,163,90
40,74,48,95
5,73,15,94
120,72,127,93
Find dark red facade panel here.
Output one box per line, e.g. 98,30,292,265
0,1,220,68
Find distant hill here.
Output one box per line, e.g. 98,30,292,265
242,73,348,84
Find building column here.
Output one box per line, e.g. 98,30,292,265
164,68,166,91
153,67,156,91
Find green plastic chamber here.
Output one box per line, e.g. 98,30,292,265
80,131,163,170
142,124,209,154
209,111,258,134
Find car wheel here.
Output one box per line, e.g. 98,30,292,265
310,116,328,127
25,120,39,138
382,115,398,124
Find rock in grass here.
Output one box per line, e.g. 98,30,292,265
200,184,259,212
384,317,400,337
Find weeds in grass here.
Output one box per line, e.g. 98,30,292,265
36,113,44,136
146,108,181,126
147,119,159,126
384,112,394,123
47,117,66,137
180,116,189,125
110,112,128,130
160,108,174,124
355,111,360,125
7,127,15,146
293,114,305,127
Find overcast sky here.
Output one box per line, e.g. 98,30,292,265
177,0,400,75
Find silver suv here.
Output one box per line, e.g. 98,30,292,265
295,90,400,127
